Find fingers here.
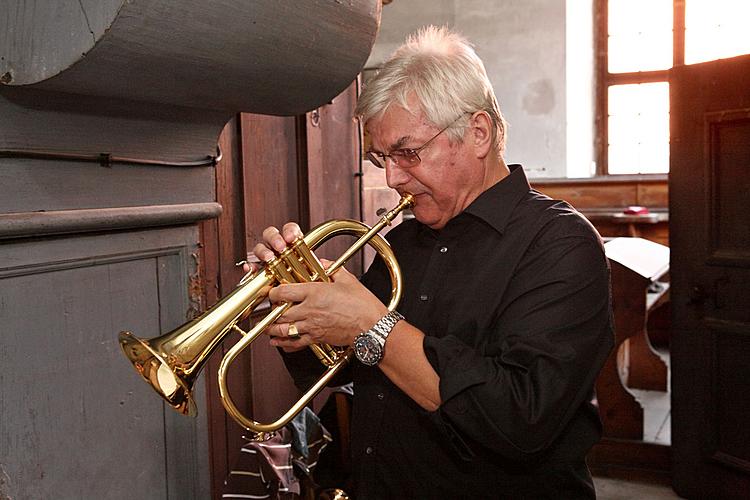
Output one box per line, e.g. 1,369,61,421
286,321,303,339
262,226,285,252
281,222,304,243
328,263,356,283
266,317,307,337
254,223,304,263
268,282,316,306
319,258,333,269
267,321,312,351
253,242,276,263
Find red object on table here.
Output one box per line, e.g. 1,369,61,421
623,206,650,215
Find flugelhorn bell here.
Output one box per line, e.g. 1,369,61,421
118,194,414,438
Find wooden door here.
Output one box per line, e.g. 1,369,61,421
201,82,362,498
670,54,750,498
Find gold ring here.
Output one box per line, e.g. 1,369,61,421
287,322,300,338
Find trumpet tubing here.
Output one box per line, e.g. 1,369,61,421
118,194,413,439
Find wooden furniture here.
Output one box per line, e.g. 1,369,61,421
589,238,671,480
597,238,670,439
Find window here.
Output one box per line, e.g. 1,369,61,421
596,0,750,175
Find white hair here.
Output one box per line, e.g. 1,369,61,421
356,25,507,153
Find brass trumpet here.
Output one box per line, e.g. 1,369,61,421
118,194,413,440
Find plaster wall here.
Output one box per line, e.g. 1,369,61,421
366,0,594,178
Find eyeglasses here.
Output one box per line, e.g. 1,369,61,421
366,114,466,170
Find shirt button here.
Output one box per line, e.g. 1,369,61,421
365,446,374,455
440,246,448,253
377,392,385,400
419,294,428,301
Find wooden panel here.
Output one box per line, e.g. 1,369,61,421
0,1,122,84
532,177,669,246
0,227,209,499
306,82,359,225
533,177,668,209
241,114,301,251
240,111,303,425
0,155,215,214
305,81,363,274
0,203,221,240
591,219,669,247
596,262,646,440
202,117,261,498
636,182,669,206
535,182,638,208
158,251,211,500
0,87,230,161
588,438,671,483
709,321,750,472
202,90,365,496
707,111,750,264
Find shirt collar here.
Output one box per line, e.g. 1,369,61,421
462,163,531,235
415,164,531,239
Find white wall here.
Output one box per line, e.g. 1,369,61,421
566,0,596,177
366,0,594,179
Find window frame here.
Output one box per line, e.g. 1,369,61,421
594,0,685,176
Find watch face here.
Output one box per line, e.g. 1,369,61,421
354,333,383,366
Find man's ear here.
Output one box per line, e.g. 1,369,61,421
470,111,493,159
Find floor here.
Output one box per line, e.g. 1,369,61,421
631,347,672,446
594,349,678,498
631,387,671,445
594,476,682,499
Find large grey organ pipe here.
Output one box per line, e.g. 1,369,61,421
0,1,382,115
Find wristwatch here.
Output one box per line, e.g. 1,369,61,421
353,310,404,366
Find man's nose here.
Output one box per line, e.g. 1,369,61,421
385,160,410,188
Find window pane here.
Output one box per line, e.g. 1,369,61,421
608,0,672,73
608,82,670,174
685,0,750,64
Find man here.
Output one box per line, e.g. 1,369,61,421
251,26,613,499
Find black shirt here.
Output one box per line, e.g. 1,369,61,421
285,165,613,499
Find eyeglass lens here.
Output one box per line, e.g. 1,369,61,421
366,150,420,169
366,112,467,169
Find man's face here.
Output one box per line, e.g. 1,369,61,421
367,99,482,230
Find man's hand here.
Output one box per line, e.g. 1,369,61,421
251,222,387,352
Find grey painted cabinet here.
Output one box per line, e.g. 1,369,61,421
1,227,210,499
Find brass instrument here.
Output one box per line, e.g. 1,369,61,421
118,194,413,440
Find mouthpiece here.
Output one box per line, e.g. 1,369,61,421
379,193,414,225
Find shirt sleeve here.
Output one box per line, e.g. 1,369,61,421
422,230,614,462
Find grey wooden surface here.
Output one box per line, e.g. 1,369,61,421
0,227,210,500
0,203,222,240
0,87,231,162
1,0,380,116
0,2,384,498
0,157,215,214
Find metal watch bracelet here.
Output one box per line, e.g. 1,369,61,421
372,310,404,340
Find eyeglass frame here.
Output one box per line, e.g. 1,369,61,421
365,113,470,170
